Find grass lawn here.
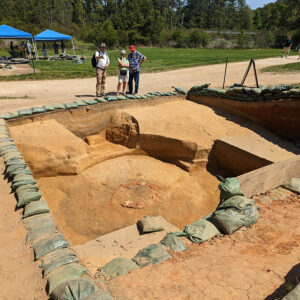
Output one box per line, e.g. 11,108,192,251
262,62,300,73
0,47,296,81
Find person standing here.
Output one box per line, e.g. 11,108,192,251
26,40,32,59
95,43,110,97
127,45,146,95
61,41,66,54
42,42,47,58
117,50,129,96
296,42,300,60
20,40,26,58
53,42,59,55
10,41,14,52
281,35,293,58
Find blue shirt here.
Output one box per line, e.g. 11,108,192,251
128,51,146,72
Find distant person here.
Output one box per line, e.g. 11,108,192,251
95,43,110,97
26,40,32,59
116,50,129,96
61,41,66,54
127,45,146,95
42,42,47,58
281,35,293,58
53,42,59,55
296,42,300,60
10,41,14,52
20,40,26,58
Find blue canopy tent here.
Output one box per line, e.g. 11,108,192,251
34,29,75,56
0,24,32,39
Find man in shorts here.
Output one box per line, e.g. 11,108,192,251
127,45,146,95
281,35,293,58
95,43,110,97
117,50,129,96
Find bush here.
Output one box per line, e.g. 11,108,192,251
188,29,210,48
254,31,276,48
207,38,235,49
95,20,118,48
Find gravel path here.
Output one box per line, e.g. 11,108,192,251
0,56,298,113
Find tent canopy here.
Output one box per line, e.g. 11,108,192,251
0,24,32,39
34,29,72,41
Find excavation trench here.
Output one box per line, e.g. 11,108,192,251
7,97,298,250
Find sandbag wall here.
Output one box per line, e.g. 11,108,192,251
187,84,300,142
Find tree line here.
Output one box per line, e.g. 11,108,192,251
0,0,299,48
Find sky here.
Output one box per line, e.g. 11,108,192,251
246,0,277,9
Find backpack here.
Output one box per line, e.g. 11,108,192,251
91,53,97,68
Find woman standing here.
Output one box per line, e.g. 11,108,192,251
117,50,129,96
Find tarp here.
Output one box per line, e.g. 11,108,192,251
0,24,32,39
34,29,72,41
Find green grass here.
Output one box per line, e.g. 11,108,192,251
0,95,32,100
262,62,300,73
0,47,295,81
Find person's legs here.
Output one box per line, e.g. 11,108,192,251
128,72,134,94
100,69,106,95
117,80,122,96
122,82,127,94
133,71,140,94
96,68,101,96
298,50,300,60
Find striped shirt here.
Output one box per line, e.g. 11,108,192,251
128,51,146,72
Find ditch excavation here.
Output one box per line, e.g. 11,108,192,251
7,96,299,272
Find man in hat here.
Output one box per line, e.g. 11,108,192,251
127,45,146,95
95,43,110,96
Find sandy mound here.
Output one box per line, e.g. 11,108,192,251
38,155,220,245
9,119,92,176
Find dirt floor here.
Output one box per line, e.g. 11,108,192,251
0,56,299,113
107,188,300,300
0,63,36,77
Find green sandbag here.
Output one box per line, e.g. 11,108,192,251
132,244,171,267
95,258,139,281
17,189,42,207
216,196,253,212
32,233,69,260
64,103,78,109
282,283,300,300
18,108,33,117
25,214,57,243
13,173,35,183
8,168,33,179
217,176,244,200
83,291,113,300
6,163,27,174
183,218,220,243
84,99,98,105
23,197,49,218
126,95,136,99
49,278,96,300
13,179,37,190
282,178,300,194
0,147,19,156
43,105,55,111
0,113,11,120
5,158,26,166
41,248,77,268
95,98,107,103
4,151,23,161
137,216,164,233
105,96,118,101
8,111,19,118
43,255,79,277
117,96,127,100
31,107,46,114
53,104,66,110
16,184,39,195
172,86,187,95
213,205,259,235
135,95,142,99
74,100,87,106
0,140,14,148
47,263,88,294
160,233,187,252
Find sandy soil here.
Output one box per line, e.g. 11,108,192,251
107,189,300,300
0,63,35,77
0,160,47,300
0,56,298,113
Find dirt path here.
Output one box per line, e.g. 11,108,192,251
0,56,298,113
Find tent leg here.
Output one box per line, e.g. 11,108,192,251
72,40,75,55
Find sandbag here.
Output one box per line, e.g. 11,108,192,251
5,158,26,166
137,216,164,233
216,196,253,211
41,248,77,268
84,99,98,105
53,104,66,110
32,233,69,260
18,108,32,117
25,213,57,243
282,283,300,300
49,278,96,300
282,178,300,194
23,197,49,218
43,105,55,111
16,184,39,195
13,173,35,183
74,100,87,106
12,178,37,190
0,140,14,148
217,176,244,200
8,168,33,179
47,263,88,294
96,98,107,103
95,258,139,281
32,107,46,114
17,189,42,207
43,255,79,277
3,151,22,161
83,291,113,300
105,96,118,101
183,218,220,243
160,233,187,252
213,205,259,235
64,103,78,109
132,244,171,267
6,163,27,174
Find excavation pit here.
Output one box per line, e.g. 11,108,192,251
7,96,299,272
